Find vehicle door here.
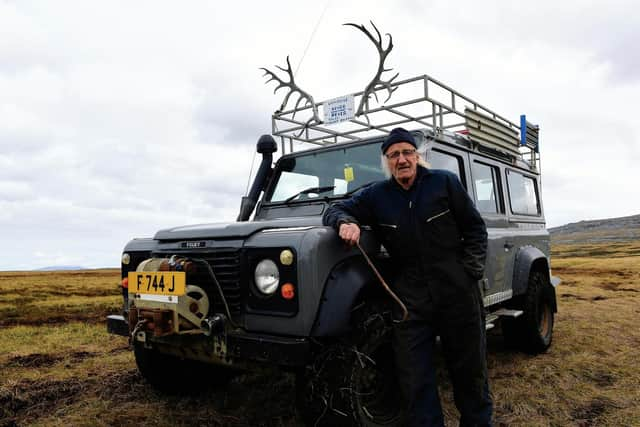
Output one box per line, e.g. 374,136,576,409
468,156,513,305
504,168,548,288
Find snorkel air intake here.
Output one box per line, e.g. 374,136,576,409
237,135,277,221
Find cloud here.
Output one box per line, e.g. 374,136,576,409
0,1,639,269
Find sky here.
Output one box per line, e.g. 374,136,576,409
1,0,639,270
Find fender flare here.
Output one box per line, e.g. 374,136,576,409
512,246,550,296
512,245,557,311
310,257,379,337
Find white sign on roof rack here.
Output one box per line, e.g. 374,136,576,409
323,95,355,125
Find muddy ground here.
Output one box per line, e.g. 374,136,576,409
1,243,639,426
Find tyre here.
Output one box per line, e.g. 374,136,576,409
502,269,555,354
296,303,405,426
133,343,234,394
295,343,353,427
348,309,405,426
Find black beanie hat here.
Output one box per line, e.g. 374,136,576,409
381,127,417,153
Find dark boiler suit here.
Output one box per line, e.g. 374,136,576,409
323,166,492,427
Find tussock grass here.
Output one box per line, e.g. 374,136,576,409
551,227,640,247
1,247,639,426
552,240,640,259
0,269,121,327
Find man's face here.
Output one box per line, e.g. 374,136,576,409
385,142,418,183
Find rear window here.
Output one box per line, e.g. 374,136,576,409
472,162,502,214
507,170,540,215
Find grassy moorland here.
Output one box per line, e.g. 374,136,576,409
1,243,639,426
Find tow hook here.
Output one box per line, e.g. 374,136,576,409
201,314,226,336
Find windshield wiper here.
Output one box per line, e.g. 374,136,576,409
284,185,335,203
343,182,376,197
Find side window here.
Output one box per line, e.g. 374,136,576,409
430,149,464,186
471,162,502,214
507,170,540,216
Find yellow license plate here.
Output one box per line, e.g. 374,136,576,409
128,272,186,296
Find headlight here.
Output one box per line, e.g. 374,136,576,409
254,259,279,295
122,253,131,265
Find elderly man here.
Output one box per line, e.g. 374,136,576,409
323,127,493,426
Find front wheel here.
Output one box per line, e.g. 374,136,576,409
296,304,405,426
503,270,555,354
348,310,405,426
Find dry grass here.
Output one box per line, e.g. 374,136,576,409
550,226,640,246
1,246,639,426
552,240,640,259
487,250,640,426
0,270,122,327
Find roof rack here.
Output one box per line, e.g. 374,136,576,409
271,74,540,170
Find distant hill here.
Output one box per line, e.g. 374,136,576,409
37,266,86,271
550,214,640,244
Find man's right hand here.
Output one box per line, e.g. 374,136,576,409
338,222,360,246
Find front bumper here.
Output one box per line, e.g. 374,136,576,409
106,314,309,367
227,332,309,367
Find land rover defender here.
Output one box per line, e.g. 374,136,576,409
107,66,559,425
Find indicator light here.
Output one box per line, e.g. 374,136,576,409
280,249,294,266
281,283,295,300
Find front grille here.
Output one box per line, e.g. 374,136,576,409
153,249,243,318
200,250,242,316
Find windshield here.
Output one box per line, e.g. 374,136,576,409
268,142,386,202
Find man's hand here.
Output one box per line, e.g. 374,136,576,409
338,222,360,246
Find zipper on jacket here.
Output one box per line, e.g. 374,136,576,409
426,209,450,223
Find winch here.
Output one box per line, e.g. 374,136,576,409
128,256,222,337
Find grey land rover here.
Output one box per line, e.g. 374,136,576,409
107,71,559,425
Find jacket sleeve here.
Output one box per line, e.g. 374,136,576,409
322,187,376,231
446,173,488,280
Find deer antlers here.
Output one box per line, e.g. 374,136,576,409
344,21,399,117
260,56,321,126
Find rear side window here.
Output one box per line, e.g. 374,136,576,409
507,170,540,215
430,149,464,186
472,162,502,214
